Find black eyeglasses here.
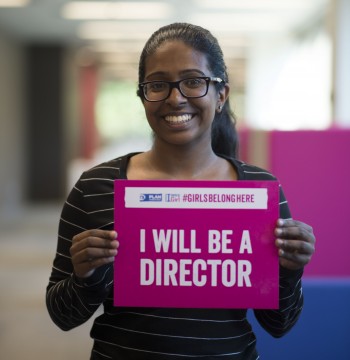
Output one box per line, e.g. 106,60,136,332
138,76,224,102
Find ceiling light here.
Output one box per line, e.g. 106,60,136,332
100,52,139,64
90,41,145,53
195,0,322,11
62,1,172,20
0,0,29,6
78,21,161,40
190,13,298,33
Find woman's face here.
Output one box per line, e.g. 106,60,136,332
142,40,228,148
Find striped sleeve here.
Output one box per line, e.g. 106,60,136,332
253,268,303,338
240,161,304,338
46,173,113,331
253,186,304,338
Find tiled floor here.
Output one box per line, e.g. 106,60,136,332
0,204,97,360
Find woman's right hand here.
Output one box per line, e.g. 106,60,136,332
70,230,119,279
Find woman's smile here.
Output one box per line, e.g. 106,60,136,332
163,113,194,126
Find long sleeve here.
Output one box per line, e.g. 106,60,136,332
253,184,304,337
46,176,113,331
222,159,305,339
253,267,303,337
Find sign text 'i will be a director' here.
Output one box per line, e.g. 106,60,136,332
114,180,279,309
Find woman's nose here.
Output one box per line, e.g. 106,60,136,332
165,86,187,105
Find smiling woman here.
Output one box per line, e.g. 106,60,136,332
46,22,316,360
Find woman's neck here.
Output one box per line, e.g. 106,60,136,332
127,136,237,181
146,141,220,179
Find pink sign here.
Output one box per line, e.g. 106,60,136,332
114,180,279,309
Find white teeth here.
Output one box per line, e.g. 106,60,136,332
164,114,193,124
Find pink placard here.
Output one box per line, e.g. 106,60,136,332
114,180,279,309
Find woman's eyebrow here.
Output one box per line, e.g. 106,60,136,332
145,69,206,81
145,71,167,80
179,69,206,76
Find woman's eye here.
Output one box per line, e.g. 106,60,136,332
184,78,203,88
149,82,167,92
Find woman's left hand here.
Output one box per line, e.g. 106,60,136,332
275,219,316,271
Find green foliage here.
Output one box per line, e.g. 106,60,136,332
96,81,150,140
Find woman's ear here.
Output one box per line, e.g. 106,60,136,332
217,83,230,112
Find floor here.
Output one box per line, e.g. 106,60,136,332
0,138,151,360
0,204,99,360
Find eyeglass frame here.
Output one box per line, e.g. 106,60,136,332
138,76,224,102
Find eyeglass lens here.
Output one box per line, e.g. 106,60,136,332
143,78,208,101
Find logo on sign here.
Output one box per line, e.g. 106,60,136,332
165,194,181,202
139,193,162,202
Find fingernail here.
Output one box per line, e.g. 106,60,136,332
277,219,285,226
275,228,282,236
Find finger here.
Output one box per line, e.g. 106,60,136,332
72,244,119,264
72,229,117,244
276,239,314,256
71,231,118,254
279,248,310,262
277,243,312,270
277,219,312,231
74,237,118,251
275,220,314,242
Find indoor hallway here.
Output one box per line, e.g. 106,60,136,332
0,203,98,360
0,139,150,360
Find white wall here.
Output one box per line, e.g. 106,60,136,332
245,32,332,130
334,0,350,125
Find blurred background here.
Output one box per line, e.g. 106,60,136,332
0,0,349,359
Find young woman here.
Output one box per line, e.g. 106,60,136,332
46,23,315,359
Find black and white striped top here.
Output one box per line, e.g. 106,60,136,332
46,153,303,360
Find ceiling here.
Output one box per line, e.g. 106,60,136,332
0,0,329,81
